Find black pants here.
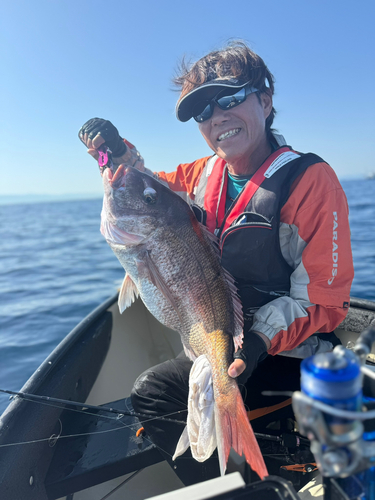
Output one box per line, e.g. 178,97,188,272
131,351,304,485
131,352,221,485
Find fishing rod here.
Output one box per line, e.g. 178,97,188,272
0,388,187,425
0,388,311,444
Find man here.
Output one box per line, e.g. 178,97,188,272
79,41,354,484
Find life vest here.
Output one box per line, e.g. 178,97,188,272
192,146,325,315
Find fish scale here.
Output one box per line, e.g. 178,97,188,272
100,164,268,479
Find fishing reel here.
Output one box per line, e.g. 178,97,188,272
292,327,375,498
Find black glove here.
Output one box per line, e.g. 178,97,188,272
78,118,127,157
233,330,268,383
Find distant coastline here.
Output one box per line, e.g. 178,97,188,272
0,174,368,206
0,193,102,206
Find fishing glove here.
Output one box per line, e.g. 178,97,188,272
78,117,146,172
233,330,268,382
78,118,127,157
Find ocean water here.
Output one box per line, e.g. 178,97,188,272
0,179,374,414
0,198,123,413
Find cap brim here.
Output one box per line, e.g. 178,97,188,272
176,79,250,122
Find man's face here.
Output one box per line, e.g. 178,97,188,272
198,91,272,174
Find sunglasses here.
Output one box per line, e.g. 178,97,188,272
193,85,259,123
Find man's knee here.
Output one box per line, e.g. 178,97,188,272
131,367,158,413
131,357,191,416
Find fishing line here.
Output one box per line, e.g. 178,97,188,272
19,394,127,423
0,387,277,462
0,388,187,424
262,453,292,458
0,425,140,449
0,389,214,464
0,394,188,452
0,393,304,470
262,390,294,397
48,418,62,447
238,383,248,411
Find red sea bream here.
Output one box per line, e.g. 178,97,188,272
100,163,268,478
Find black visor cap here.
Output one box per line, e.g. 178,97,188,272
176,78,251,122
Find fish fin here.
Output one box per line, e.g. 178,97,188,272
198,222,221,256
118,274,139,313
100,218,144,246
222,266,244,345
143,250,184,325
215,388,268,479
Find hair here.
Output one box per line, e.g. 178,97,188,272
174,40,276,133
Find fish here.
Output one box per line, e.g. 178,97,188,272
100,163,268,479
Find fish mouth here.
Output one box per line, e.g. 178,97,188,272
101,166,145,246
105,164,127,190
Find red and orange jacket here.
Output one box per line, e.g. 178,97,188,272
140,139,354,357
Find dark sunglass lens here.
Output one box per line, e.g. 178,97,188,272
217,88,246,110
193,102,213,123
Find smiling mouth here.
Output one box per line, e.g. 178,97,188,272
217,128,241,142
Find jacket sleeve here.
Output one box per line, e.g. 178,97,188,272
252,162,354,356
154,157,210,204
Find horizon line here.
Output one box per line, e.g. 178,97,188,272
0,193,103,206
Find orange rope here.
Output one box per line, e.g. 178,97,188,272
281,463,318,473
247,398,293,421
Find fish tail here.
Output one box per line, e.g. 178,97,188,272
215,388,268,479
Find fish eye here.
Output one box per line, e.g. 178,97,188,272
143,187,157,204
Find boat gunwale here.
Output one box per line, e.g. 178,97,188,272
2,293,374,410
349,296,375,312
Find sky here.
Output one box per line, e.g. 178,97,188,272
1,0,374,198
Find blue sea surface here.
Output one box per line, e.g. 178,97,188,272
0,198,123,413
341,180,375,300
0,179,374,414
